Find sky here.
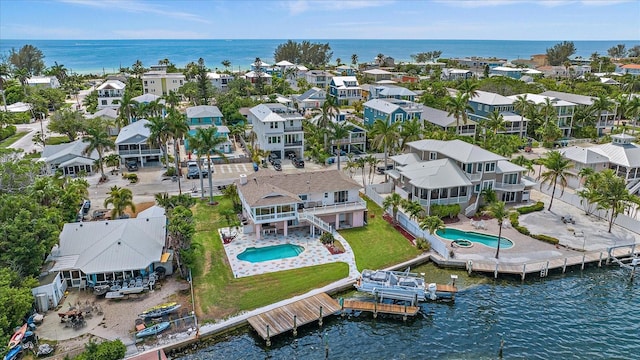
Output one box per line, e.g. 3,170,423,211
0,0,639,40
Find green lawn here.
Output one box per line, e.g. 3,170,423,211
23,152,42,159
45,136,72,145
0,131,28,148
339,197,421,271
191,197,348,320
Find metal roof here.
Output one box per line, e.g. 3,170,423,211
115,119,151,144
186,105,223,119
407,139,505,163
560,146,610,165
399,158,472,190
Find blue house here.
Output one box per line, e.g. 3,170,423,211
184,125,233,154
329,76,362,105
363,99,423,126
489,66,524,80
186,105,223,127
467,90,514,119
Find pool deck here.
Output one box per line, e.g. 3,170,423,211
219,228,359,279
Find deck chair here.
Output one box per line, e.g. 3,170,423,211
479,220,487,230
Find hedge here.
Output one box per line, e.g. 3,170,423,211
431,203,461,219
516,201,544,214
0,125,17,141
532,234,559,245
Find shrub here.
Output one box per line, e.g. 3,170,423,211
0,125,17,141
532,234,559,245
516,201,544,214
125,173,138,183
319,232,334,245
165,167,177,176
431,204,461,219
415,237,431,251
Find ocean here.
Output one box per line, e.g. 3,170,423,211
0,39,637,75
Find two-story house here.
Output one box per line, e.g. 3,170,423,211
362,84,417,101
444,69,473,81
510,93,575,138
466,90,529,137
248,104,304,160
363,69,393,82
489,66,524,79
184,105,232,154
26,76,60,89
389,139,535,216
142,70,185,96
540,90,617,136
236,170,366,239
421,106,477,137
294,87,327,110
329,76,362,105
115,119,163,167
207,72,234,92
335,65,357,76
242,71,273,86
96,80,125,109
363,98,423,126
305,70,333,88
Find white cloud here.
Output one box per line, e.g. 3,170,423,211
59,0,211,23
283,0,394,15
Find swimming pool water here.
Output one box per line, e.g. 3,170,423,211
436,228,513,249
237,244,305,263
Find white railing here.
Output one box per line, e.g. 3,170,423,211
395,186,410,199
418,196,469,207
465,194,481,217
302,199,367,216
395,210,450,259
254,211,297,222
118,149,163,155
298,212,335,234
494,182,526,191
465,172,482,182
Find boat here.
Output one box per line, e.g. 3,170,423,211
139,303,181,319
105,291,124,299
7,324,27,349
4,344,22,360
93,284,110,296
120,285,146,295
36,343,55,357
135,321,171,338
355,269,458,303
142,302,177,314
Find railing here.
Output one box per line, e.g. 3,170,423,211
284,141,303,146
97,93,123,98
284,126,303,132
418,195,469,207
298,212,335,234
395,186,410,199
493,182,525,191
302,199,367,216
118,149,163,155
465,194,481,217
254,211,297,222
465,172,482,182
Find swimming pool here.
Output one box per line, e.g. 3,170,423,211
436,228,514,249
237,244,305,263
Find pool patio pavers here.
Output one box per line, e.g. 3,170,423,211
220,228,359,279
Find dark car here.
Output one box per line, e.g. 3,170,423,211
293,158,305,168
273,162,282,171
81,200,91,215
285,150,297,159
376,163,394,174
125,160,138,171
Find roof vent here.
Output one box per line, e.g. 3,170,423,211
146,218,149,222
117,241,121,245
105,222,109,225
240,173,248,185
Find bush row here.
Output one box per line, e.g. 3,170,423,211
0,125,17,141
431,204,460,219
516,201,545,214
509,212,559,244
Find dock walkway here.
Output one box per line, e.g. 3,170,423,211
247,293,341,345
342,299,419,319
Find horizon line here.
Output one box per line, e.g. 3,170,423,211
2,38,639,42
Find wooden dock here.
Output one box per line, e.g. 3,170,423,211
247,293,340,345
467,245,639,280
436,284,458,293
342,299,419,319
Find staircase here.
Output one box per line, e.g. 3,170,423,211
299,212,335,235
627,179,640,195
465,195,481,217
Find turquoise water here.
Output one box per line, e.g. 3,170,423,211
0,39,635,74
174,267,640,359
237,244,304,263
436,228,514,249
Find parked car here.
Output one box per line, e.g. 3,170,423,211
81,200,91,215
268,152,281,165
125,160,138,171
273,162,282,171
293,158,305,168
187,161,208,179
376,163,394,174
285,150,297,159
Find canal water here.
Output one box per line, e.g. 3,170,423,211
175,264,640,359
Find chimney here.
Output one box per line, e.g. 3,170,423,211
240,174,248,185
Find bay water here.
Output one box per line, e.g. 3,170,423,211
1,39,637,75
175,264,640,359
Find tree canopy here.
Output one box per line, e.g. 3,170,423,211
274,40,333,68
546,41,576,66
9,44,46,75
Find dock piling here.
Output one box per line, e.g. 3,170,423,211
318,306,323,327
373,301,377,319
581,254,586,270
599,252,603,267
562,258,567,273
293,315,297,337
266,325,271,347
521,264,526,281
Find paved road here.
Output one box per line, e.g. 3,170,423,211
9,118,50,155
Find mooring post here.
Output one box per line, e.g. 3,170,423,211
499,337,505,358
318,306,323,326
562,258,567,273
373,301,377,318
494,263,499,279
403,304,407,321
266,325,271,347
340,297,345,317
292,315,297,336
521,264,526,281
581,254,586,270
599,252,604,267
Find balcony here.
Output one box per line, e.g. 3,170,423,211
284,140,303,146
493,182,525,192
118,149,163,156
465,172,482,182
301,198,367,216
284,126,303,132
417,195,470,207
254,211,297,223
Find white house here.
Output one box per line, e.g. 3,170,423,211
541,90,617,136
115,119,163,167
247,103,305,160
142,70,185,96
97,80,125,109
207,72,234,92
26,76,60,89
294,87,327,110
40,139,99,176
329,76,362,105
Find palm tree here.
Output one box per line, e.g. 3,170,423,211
351,54,358,67
370,118,401,182
539,97,557,127
145,116,171,168
221,60,231,72
189,127,228,204
104,186,136,219
0,62,11,111
402,199,424,221
83,124,115,180
539,150,575,211
513,95,532,132
485,110,506,135
328,121,353,170
482,201,510,259
356,156,367,187
577,167,595,186
399,117,423,152
166,108,190,194
319,96,340,149
419,215,445,235
116,92,135,128
591,169,640,233
103,153,121,173
626,96,640,131
592,93,613,130
164,90,181,110
511,155,534,175
459,79,479,100
445,92,473,132
14,67,29,97
364,154,378,185
228,122,247,143
382,192,403,224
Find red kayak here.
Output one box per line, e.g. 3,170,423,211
7,323,27,349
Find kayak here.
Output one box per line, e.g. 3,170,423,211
135,322,171,338
7,324,27,349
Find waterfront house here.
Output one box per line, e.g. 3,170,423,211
421,106,477,137
489,66,524,80
236,170,366,239
388,139,534,215
294,87,327,110
248,103,304,160
40,139,98,176
363,98,423,126
97,80,125,109
329,76,362,105
207,72,234,92
142,69,185,96
26,76,60,89
540,90,617,136
115,119,163,167
305,70,333,88
453,57,507,69
558,146,610,189
363,68,393,82
46,212,170,289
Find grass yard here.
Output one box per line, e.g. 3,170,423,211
45,136,72,145
339,196,421,271
191,197,348,321
0,131,28,148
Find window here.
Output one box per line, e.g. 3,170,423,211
101,100,107,105
324,192,329,198
482,180,494,190
476,163,482,172
460,187,468,196
267,136,281,144
334,190,348,203
485,162,495,172
429,152,437,160
395,113,403,123
502,192,516,202
450,187,459,197
474,184,481,193
299,194,308,201
503,173,518,184
269,122,279,129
